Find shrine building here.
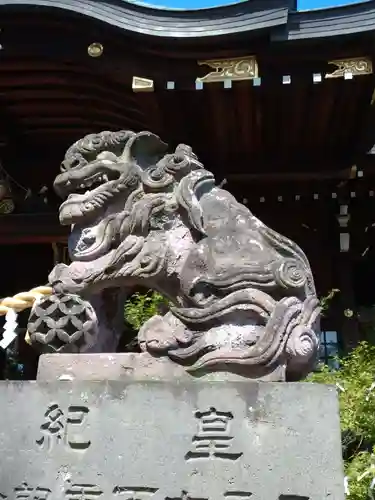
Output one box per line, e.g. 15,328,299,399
0,0,375,368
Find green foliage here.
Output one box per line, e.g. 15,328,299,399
308,342,375,499
124,290,169,331
345,451,375,500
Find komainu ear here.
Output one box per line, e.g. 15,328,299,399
121,131,168,170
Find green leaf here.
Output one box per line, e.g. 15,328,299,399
124,290,169,331
308,342,375,499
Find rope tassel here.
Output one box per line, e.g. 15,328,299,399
0,309,18,349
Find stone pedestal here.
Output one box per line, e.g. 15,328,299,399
0,355,344,500
37,353,285,382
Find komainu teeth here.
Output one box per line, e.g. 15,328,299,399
76,174,108,192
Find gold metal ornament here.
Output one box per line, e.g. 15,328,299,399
88,43,104,58
325,57,372,79
197,55,258,84
132,76,154,93
0,198,14,214
344,308,354,318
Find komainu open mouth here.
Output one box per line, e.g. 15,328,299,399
69,173,110,195
54,156,125,226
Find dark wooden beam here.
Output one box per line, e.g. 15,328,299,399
226,166,363,183
0,213,68,244
351,75,375,158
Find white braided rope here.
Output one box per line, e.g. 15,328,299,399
0,286,52,349
0,286,52,314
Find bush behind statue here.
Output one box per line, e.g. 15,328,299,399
124,290,169,331
308,342,375,499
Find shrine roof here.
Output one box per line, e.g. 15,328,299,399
0,0,374,39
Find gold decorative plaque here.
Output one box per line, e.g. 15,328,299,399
325,57,373,79
197,56,259,84
132,76,154,93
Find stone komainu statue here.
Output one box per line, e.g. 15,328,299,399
27,130,321,381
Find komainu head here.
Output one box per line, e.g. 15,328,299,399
45,129,320,381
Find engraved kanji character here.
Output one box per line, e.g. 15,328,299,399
65,484,103,500
113,487,158,500
36,404,91,451
66,406,91,450
278,496,309,500
224,492,252,500
36,404,65,450
14,483,51,500
185,407,242,460
165,491,208,500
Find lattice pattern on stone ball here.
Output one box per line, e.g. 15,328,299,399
27,293,98,353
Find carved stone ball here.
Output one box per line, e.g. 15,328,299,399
27,293,98,353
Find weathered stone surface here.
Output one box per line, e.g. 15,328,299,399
27,130,321,381
0,380,343,500
37,353,285,382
